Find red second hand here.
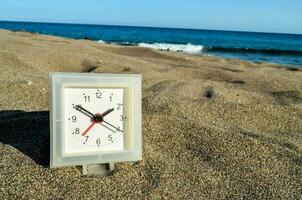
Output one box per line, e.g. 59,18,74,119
82,121,97,136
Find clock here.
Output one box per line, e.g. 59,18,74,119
49,72,142,175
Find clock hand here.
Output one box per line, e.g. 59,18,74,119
102,120,124,133
82,121,97,136
100,123,116,133
74,105,95,118
93,108,114,122
100,108,114,117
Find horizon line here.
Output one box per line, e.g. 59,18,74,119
0,19,301,36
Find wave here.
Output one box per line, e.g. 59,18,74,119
204,46,302,56
97,40,106,44
96,40,302,56
138,43,204,54
97,40,134,46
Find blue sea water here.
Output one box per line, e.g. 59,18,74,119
1,21,302,67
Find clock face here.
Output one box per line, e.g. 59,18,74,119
63,88,125,155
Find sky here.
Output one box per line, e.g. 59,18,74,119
0,0,301,34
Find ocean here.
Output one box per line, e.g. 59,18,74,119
0,21,302,67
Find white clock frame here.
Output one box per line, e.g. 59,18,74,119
49,72,142,171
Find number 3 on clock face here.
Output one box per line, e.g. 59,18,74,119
64,88,125,155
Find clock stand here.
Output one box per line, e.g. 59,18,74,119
82,162,115,176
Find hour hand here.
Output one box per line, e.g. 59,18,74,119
101,108,114,117
74,105,95,118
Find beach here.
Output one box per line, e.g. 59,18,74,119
0,28,301,199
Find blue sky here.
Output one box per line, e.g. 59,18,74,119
0,0,301,34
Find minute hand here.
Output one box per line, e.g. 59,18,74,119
74,105,95,118
102,120,124,133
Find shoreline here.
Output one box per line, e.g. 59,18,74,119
1,27,301,68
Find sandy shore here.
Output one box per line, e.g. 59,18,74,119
0,29,301,199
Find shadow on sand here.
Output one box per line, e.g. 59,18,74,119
0,110,49,167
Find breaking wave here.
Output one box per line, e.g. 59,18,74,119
97,40,106,44
138,43,204,54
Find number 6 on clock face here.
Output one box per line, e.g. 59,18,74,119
49,73,142,168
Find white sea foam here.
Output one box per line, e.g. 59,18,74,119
97,40,106,44
138,43,204,54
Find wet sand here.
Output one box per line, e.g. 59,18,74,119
0,29,301,199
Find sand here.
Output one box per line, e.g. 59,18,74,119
0,28,301,199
